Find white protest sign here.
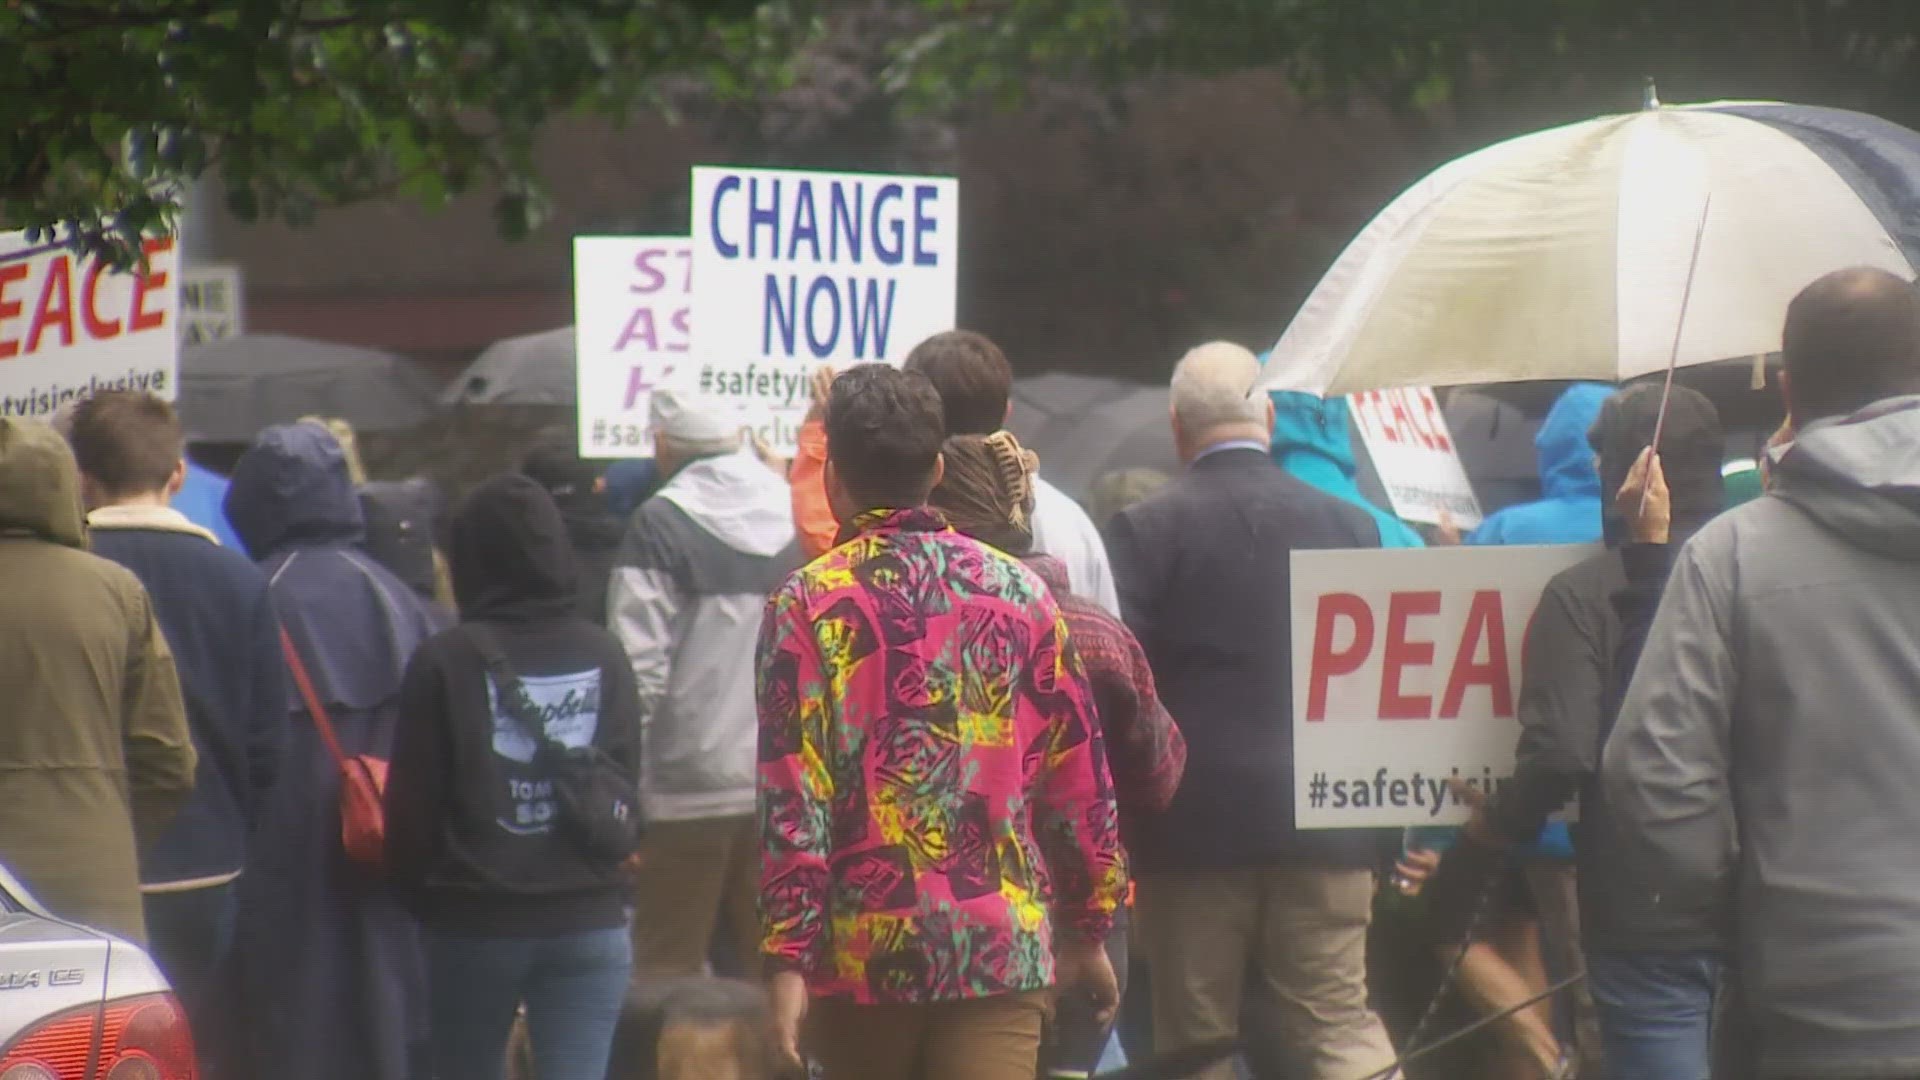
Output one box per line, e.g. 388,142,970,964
689,166,959,449
1291,544,1598,828
0,232,180,420
574,237,692,458
1348,387,1482,528
179,264,244,347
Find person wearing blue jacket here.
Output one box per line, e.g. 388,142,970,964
1269,391,1426,548
1465,383,1612,546
173,457,245,551
66,391,288,1080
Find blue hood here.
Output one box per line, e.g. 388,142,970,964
1535,383,1611,500
1269,390,1424,548
172,461,243,550
224,423,366,562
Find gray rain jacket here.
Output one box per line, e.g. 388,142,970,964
609,451,798,823
1602,395,1920,1079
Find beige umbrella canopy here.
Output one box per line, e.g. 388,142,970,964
1255,101,1920,397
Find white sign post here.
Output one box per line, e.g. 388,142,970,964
1348,387,1483,528
0,232,181,420
179,265,244,347
1290,544,1597,829
689,166,959,450
573,237,692,458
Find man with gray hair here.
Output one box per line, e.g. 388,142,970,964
1107,342,1393,1079
609,388,800,982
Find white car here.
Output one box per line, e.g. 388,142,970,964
0,867,193,1080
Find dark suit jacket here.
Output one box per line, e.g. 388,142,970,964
1105,445,1384,871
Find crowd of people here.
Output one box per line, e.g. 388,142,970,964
0,264,1916,1080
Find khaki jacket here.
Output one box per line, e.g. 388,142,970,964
0,420,194,942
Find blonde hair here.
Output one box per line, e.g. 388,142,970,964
299,416,367,484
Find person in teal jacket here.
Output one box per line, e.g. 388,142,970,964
1268,390,1426,548
1465,383,1612,546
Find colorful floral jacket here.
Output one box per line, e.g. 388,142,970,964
756,507,1126,1004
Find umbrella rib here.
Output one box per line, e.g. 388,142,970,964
1643,192,1714,514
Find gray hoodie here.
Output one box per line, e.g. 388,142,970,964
1602,395,1920,1079
609,451,799,822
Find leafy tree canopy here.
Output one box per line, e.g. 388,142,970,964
0,0,796,265
7,0,1918,267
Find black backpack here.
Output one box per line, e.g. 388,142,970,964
357,478,441,601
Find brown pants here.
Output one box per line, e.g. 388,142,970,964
629,815,760,984
1136,868,1397,1080
808,992,1051,1080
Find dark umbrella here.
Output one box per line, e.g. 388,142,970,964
442,327,574,406
178,333,441,443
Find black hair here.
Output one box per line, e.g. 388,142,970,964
1784,267,1920,422
825,365,946,508
903,330,1013,436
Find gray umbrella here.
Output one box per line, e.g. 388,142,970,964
178,333,441,442
442,327,575,406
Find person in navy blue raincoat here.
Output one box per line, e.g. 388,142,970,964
223,422,446,1080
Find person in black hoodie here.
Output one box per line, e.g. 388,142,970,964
384,473,643,1080
1436,382,1727,1080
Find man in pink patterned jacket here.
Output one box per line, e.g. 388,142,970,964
756,363,1127,1080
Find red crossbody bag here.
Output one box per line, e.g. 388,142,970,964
279,627,390,870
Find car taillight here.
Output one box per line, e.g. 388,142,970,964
0,994,195,1080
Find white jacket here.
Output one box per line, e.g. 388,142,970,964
608,452,798,822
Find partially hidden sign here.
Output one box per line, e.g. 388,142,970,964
1290,544,1597,828
689,166,959,450
574,237,691,458
0,233,180,420
1348,387,1482,529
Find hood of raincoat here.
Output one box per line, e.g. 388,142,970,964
224,423,364,561
449,473,581,621
0,418,85,550
1772,395,1920,562
1269,391,1424,548
1590,383,1726,545
655,450,794,557
1536,383,1612,500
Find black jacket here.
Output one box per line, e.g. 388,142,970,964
88,509,286,887
1484,384,1726,951
384,474,642,935
1106,445,1385,871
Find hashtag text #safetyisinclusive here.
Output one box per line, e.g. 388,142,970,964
1306,766,1513,817
696,362,813,407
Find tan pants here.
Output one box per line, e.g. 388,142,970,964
1136,868,1397,1080
809,991,1050,1080
629,815,760,984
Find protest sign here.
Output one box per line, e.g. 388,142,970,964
0,232,180,420
574,237,692,458
689,166,959,449
1290,544,1597,828
1348,387,1482,528
180,265,244,347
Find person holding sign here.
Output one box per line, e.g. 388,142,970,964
1105,342,1395,1080
756,366,1126,1080
1464,384,1612,546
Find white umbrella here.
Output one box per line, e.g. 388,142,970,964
1256,100,1920,397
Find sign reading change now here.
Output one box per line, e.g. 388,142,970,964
1290,544,1596,829
689,166,959,449
1348,387,1482,529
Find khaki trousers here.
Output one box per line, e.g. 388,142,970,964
629,815,760,984
1136,868,1397,1080
808,991,1051,1080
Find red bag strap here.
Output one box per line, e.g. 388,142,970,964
279,627,353,772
